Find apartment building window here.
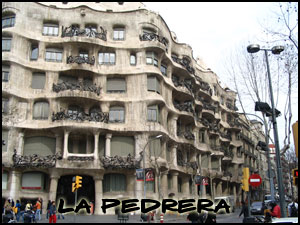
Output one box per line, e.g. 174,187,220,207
2,65,10,82
178,177,182,193
109,106,125,123
146,52,158,67
2,37,12,51
106,78,126,93
2,13,15,28
130,54,136,65
24,136,56,156
68,105,83,119
30,45,39,60
2,130,9,152
160,63,167,76
2,98,9,114
147,75,160,94
147,105,160,123
111,136,134,157
149,136,161,157
98,52,115,65
31,72,46,89
167,174,172,190
43,23,59,36
45,48,63,62
199,130,205,143
103,174,126,192
33,101,49,120
113,27,125,40
79,51,89,59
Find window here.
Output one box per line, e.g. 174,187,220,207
147,75,161,94
2,14,15,28
98,52,115,65
2,171,8,189
33,101,49,120
85,24,97,33
178,177,182,193
103,174,126,192
43,23,59,36
109,106,125,123
2,130,9,152
2,98,9,114
24,136,56,156
160,63,167,76
67,105,83,119
30,45,39,60
199,130,205,143
2,65,10,82
130,54,136,65
113,27,125,40
147,105,160,123
45,48,63,62
79,51,88,59
2,37,12,51
106,78,126,93
167,174,172,190
149,137,161,157
22,172,45,190
31,73,45,89
111,136,134,157
146,52,158,67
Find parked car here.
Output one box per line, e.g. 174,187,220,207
250,201,263,215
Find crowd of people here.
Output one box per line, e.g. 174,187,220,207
2,197,62,223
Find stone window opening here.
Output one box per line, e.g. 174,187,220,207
31,72,46,89
98,52,116,65
43,22,59,36
147,75,161,94
33,101,49,120
146,51,158,67
109,106,125,123
160,62,167,76
113,27,125,40
2,98,9,114
147,105,161,123
30,44,39,61
2,12,15,28
106,77,126,93
2,65,10,82
2,36,12,51
45,48,63,62
130,54,136,65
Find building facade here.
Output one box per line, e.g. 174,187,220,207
2,2,268,214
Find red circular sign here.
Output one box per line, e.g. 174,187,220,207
248,174,262,187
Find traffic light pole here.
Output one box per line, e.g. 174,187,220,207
74,189,77,223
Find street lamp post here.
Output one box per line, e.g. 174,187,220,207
247,44,286,217
142,134,163,200
243,113,275,201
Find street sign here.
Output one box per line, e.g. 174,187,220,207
248,174,262,187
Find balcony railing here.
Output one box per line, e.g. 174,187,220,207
139,32,169,52
199,81,213,96
52,81,101,96
61,25,107,41
171,55,195,75
52,110,109,123
173,100,195,114
67,55,95,65
100,154,141,169
12,149,62,168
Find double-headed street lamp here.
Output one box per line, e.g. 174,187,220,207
142,134,163,199
247,44,286,217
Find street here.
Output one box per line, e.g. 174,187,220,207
14,210,244,223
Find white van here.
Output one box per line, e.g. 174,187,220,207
214,196,235,213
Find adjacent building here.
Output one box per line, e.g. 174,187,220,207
2,2,268,214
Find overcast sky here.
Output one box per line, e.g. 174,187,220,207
144,2,298,149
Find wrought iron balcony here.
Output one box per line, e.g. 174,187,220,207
52,110,109,123
52,81,101,96
173,100,195,114
171,55,195,75
67,55,95,65
12,149,62,168
199,81,213,96
100,154,141,169
61,25,107,41
139,32,169,51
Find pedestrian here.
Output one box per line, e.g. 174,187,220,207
288,198,298,217
25,201,32,212
205,212,216,223
90,201,94,215
4,199,12,215
187,211,199,223
34,199,42,221
49,201,57,223
269,201,281,218
15,200,21,222
238,200,249,223
261,201,267,215
46,200,52,220
19,201,26,222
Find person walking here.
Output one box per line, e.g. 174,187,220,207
15,200,21,222
34,199,42,221
269,201,281,218
46,200,52,220
238,200,249,223
288,198,298,217
49,201,57,223
19,201,26,222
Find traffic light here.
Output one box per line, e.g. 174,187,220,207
72,182,77,192
292,169,298,186
75,176,82,189
241,167,250,192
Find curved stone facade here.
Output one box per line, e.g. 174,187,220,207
2,2,269,214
